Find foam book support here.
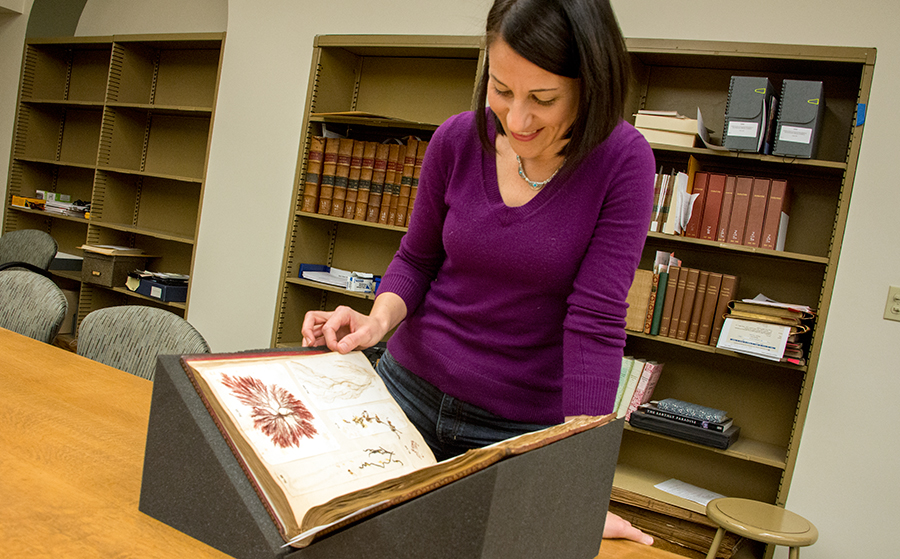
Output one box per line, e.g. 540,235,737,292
139,353,624,559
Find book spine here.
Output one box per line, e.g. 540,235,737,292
354,141,377,221
406,140,427,226
329,138,355,218
613,356,635,413
685,270,709,343
379,144,401,225
709,274,739,345
625,362,664,420
675,268,700,340
625,269,654,332
760,179,790,250
642,407,728,432
649,170,665,232
616,359,646,419
726,175,754,244
716,175,737,242
696,272,723,345
342,139,365,220
367,143,389,222
657,266,680,337
318,137,340,215
683,171,708,238
666,267,689,339
649,271,669,335
743,177,771,247
392,137,417,227
643,272,660,334
660,171,678,234
699,173,725,241
301,136,325,213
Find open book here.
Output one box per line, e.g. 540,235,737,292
181,349,613,548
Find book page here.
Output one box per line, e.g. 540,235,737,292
185,351,436,539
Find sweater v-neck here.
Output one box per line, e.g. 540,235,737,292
482,127,560,226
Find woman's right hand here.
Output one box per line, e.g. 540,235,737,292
301,293,407,354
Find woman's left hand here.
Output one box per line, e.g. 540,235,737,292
603,511,654,545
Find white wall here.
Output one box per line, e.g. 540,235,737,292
0,1,31,218
75,0,226,36
188,0,488,350
1,1,897,557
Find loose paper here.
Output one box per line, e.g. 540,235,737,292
716,318,790,361
654,478,725,506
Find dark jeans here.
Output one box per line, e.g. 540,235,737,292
375,349,554,462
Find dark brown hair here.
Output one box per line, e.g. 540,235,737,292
475,0,631,169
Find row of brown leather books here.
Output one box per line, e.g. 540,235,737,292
626,265,740,347
300,135,428,228
682,172,791,251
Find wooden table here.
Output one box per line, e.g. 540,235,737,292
0,327,683,559
0,327,231,558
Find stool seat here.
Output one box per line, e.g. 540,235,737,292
705,498,817,559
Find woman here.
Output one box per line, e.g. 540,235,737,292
302,0,655,544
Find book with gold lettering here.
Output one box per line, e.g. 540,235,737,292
180,349,613,548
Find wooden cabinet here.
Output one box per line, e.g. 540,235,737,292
273,35,872,556
616,39,874,556
272,34,485,347
3,33,223,324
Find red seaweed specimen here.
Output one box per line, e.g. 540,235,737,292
222,375,317,448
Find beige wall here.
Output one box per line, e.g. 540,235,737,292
1,1,897,557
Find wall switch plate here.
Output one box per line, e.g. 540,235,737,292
884,286,900,322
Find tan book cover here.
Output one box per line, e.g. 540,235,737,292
393,137,418,227
329,138,354,218
699,173,725,241
366,143,390,223
378,144,402,225
729,299,814,321
405,139,428,226
760,179,791,250
317,138,340,215
696,272,724,345
726,176,754,244
742,177,771,247
716,175,737,242
709,274,740,345
354,141,377,221
657,266,681,337
666,267,690,339
675,268,700,340
342,140,365,220
625,269,654,332
181,349,612,548
683,171,708,238
685,270,710,343
301,136,325,214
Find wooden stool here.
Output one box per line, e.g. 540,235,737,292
705,498,818,559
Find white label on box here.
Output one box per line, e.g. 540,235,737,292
727,120,759,138
778,125,813,145
151,285,163,298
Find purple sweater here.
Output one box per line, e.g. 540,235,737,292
379,111,655,424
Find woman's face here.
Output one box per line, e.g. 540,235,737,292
486,37,579,161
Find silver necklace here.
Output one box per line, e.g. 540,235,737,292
517,155,564,190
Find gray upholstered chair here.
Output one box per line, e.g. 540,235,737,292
77,305,211,380
0,229,59,270
0,269,69,343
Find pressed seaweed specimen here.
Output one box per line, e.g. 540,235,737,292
222,374,318,448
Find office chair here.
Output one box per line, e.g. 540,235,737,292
0,269,69,343
77,305,211,380
0,229,59,271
